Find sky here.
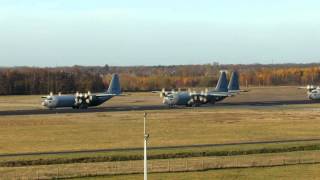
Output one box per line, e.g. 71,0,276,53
0,0,320,67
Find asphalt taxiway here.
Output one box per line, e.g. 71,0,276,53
0,99,318,116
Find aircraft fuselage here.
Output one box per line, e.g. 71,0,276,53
42,95,114,109
163,91,226,107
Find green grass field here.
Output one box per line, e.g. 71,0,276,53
1,150,319,179
85,163,320,180
1,150,320,179
0,107,319,153
0,86,318,179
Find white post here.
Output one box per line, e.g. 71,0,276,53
144,112,149,180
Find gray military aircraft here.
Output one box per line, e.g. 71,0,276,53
159,71,242,107
298,85,320,100
41,74,121,109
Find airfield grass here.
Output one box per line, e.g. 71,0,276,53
83,163,320,180
0,87,318,178
0,106,319,154
1,150,320,179
0,141,319,167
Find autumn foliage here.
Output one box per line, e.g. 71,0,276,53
0,64,320,95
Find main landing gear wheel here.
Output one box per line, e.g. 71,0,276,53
79,104,88,109
193,103,201,107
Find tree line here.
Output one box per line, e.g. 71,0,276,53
1,63,320,95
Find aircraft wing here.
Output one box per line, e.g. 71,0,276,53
298,86,308,89
206,92,234,97
228,89,249,94
95,93,124,97
190,92,233,97
298,85,318,90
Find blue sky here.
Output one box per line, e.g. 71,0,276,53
1,0,320,66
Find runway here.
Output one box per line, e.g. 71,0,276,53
0,105,168,116
0,138,319,158
0,99,318,116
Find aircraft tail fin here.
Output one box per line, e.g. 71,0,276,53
228,71,240,91
107,74,121,95
215,71,228,92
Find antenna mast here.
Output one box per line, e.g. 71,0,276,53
144,112,149,180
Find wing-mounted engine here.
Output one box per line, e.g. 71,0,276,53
188,89,204,106
160,88,167,98
74,91,94,109
187,88,210,106
160,88,178,98
41,92,54,107
299,85,318,94
199,88,209,103
306,85,317,92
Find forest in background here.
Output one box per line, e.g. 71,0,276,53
0,63,320,95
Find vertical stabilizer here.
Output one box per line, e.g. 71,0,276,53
107,74,121,95
228,71,240,91
215,71,228,92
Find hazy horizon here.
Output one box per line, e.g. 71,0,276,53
1,0,320,66
2,62,320,68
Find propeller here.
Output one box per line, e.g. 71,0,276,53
74,91,93,106
86,98,90,104
46,92,53,99
160,88,165,98
162,98,166,104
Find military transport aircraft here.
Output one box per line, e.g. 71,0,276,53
298,85,320,100
41,74,121,109
159,71,243,107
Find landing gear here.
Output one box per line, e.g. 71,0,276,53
210,99,216,104
72,104,88,109
186,102,201,107
193,103,201,107
79,104,88,109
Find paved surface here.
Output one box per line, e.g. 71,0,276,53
0,99,318,116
